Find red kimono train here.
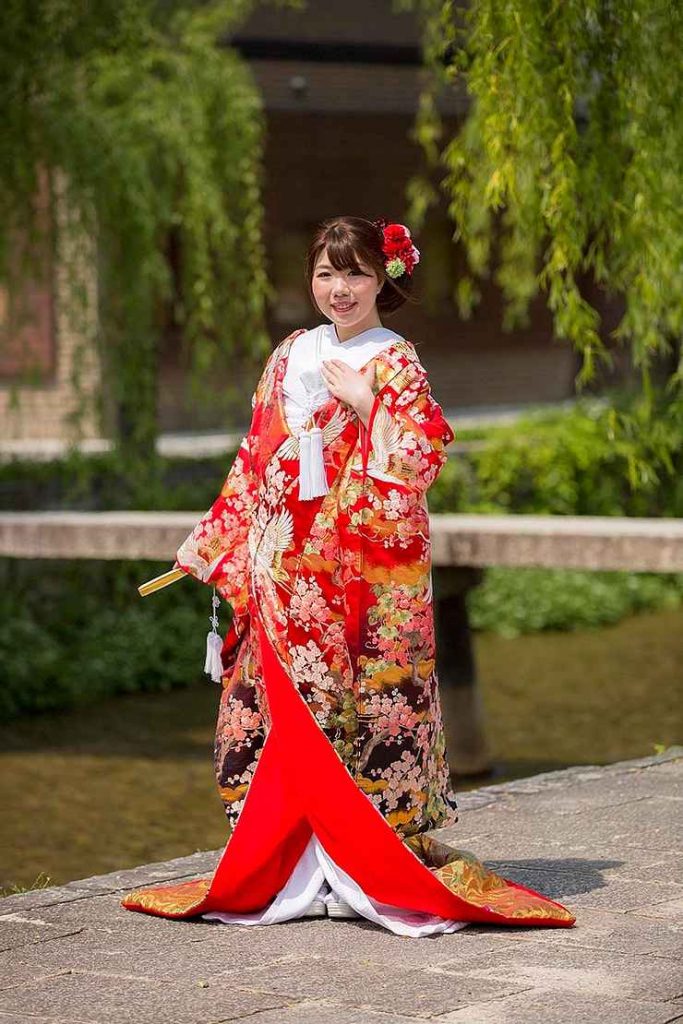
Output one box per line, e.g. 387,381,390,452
121,328,575,934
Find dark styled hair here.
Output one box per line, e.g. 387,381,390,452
305,216,416,316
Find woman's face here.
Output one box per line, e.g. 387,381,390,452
311,247,383,335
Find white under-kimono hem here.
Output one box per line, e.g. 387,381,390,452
201,834,468,937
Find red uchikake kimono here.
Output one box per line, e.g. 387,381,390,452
121,328,575,933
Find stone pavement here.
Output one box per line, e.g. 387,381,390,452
1,749,681,1024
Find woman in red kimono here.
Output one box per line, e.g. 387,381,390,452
122,216,575,936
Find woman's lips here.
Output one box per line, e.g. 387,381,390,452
331,302,356,313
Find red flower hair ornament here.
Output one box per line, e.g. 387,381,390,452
374,219,421,279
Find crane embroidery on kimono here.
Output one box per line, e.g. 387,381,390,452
249,507,295,584
363,402,406,485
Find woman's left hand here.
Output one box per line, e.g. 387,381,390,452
320,359,375,418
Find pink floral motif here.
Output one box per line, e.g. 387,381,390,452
290,576,331,629
217,699,262,750
306,510,340,561
383,489,411,521
289,640,331,688
369,750,424,813
323,619,349,660
363,691,421,736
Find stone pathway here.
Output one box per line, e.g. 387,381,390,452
1,749,681,1023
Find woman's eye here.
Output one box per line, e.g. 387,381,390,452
316,268,368,278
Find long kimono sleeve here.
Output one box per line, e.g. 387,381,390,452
173,432,256,623
171,349,274,636
172,428,257,671
171,332,302,660
362,363,455,498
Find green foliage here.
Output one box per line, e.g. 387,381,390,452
428,392,683,517
0,1,281,487
468,566,683,638
0,447,239,511
0,873,53,898
403,0,683,489
0,557,220,721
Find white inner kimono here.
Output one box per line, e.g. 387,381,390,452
281,322,404,434
203,835,467,937
202,321,467,937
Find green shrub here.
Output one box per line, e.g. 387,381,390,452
468,567,683,638
429,396,683,517
0,449,237,512
0,558,221,721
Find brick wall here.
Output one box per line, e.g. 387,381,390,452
0,183,102,444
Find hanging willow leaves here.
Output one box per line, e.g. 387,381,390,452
401,0,683,494
0,0,291,489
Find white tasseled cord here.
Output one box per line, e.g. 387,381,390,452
308,423,328,494
299,425,313,499
298,369,330,501
204,586,224,683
